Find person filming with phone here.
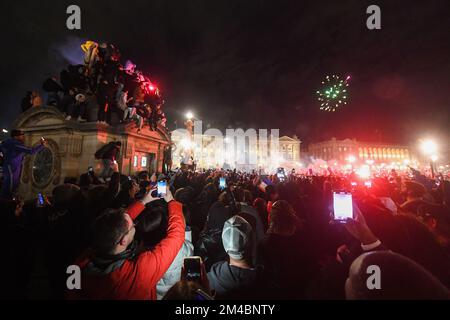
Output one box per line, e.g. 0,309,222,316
68,187,185,300
0,130,46,199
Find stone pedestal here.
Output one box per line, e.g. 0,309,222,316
12,106,171,200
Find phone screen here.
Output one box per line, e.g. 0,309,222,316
184,257,202,281
333,192,353,221
37,193,44,207
157,181,167,197
219,177,226,190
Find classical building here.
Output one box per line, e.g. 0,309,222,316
12,106,171,200
170,129,301,172
279,135,301,162
308,138,414,163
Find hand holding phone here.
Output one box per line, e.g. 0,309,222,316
344,204,379,245
142,187,160,205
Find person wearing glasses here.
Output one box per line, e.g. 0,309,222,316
69,188,185,300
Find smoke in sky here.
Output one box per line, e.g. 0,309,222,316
50,36,86,66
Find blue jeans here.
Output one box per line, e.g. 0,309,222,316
1,165,21,199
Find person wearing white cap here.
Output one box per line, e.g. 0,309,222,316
206,215,259,299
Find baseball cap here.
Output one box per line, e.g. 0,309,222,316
222,215,253,260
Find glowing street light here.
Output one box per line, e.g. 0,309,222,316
186,111,194,120
2,128,8,133
420,139,439,178
420,139,438,156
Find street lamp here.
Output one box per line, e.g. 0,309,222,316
186,111,194,120
420,139,437,156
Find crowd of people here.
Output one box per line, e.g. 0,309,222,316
20,41,167,131
1,155,450,300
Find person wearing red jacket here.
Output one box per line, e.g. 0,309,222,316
69,188,185,300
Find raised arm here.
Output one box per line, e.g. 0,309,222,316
15,143,45,155
137,197,185,284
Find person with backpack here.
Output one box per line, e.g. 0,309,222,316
95,141,121,182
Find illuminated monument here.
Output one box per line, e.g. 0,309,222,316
12,106,171,199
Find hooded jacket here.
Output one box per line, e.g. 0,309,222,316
69,200,185,300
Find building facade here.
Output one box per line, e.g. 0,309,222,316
12,107,171,199
279,135,301,162
170,129,301,172
308,138,414,163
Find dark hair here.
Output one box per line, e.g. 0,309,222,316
91,208,129,255
138,171,149,181
79,173,93,188
135,205,168,247
233,187,253,204
115,141,122,147
346,251,449,299
11,129,24,137
52,184,82,211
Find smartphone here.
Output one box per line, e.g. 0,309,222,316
219,177,226,190
157,180,167,197
333,192,353,222
37,192,45,207
184,257,202,281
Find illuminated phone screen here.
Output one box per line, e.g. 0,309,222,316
219,177,226,189
184,257,202,281
37,193,44,206
157,181,167,196
333,192,353,221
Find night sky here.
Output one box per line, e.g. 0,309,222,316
1,0,449,146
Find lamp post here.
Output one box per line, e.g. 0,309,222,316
183,111,196,170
